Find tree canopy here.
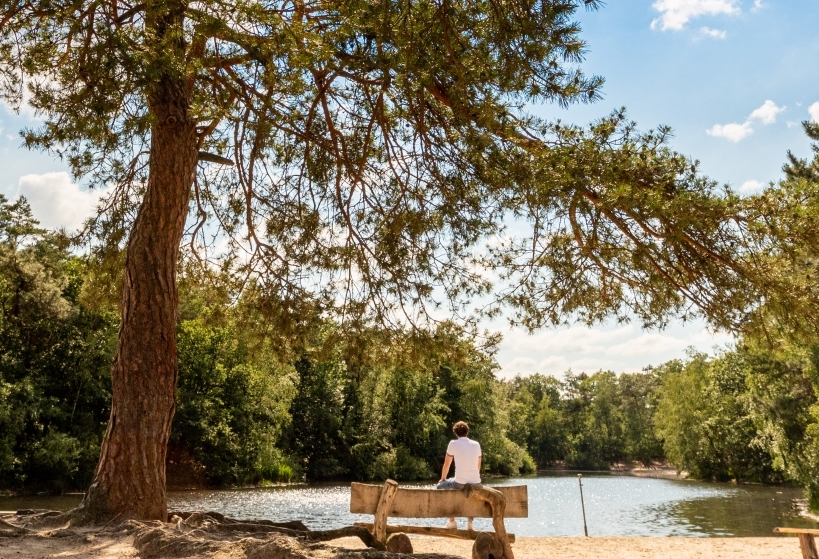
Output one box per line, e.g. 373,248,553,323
3,0,814,330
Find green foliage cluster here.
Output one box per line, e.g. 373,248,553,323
506,370,664,470
654,345,819,507
0,196,116,493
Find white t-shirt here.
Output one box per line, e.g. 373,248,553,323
447,437,482,484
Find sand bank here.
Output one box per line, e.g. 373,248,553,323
0,532,803,559
404,536,801,559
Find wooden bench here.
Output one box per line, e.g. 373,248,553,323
350,479,528,559
774,528,819,559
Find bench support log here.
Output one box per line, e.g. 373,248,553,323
354,522,515,543
800,534,819,559
372,479,398,545
465,484,514,559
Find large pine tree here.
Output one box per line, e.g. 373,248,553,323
2,0,815,522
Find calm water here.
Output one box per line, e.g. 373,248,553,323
2,474,817,537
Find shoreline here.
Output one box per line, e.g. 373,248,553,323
11,462,808,497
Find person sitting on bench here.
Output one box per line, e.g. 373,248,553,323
437,420,482,531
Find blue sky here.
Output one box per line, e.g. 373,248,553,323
1,0,817,377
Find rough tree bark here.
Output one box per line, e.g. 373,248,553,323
75,4,198,522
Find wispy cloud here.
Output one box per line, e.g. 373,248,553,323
651,0,740,31
700,26,726,38
707,100,785,142
752,0,764,11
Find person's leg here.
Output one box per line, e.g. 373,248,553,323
436,479,463,528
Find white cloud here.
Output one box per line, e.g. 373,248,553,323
651,0,740,31
605,332,688,357
706,121,753,142
707,100,785,143
809,102,819,124
503,357,539,377
752,0,763,11
749,100,785,125
17,172,104,231
787,121,799,128
494,319,733,379
502,323,634,355
700,26,726,38
739,180,764,194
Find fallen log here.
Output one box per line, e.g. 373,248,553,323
354,522,516,543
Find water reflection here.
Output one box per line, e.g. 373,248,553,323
1,474,816,537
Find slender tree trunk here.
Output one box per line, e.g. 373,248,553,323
76,68,197,522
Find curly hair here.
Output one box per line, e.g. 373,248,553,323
452,421,469,437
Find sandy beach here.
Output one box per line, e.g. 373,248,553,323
0,532,804,559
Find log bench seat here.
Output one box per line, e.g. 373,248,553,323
350,480,528,559
774,527,819,559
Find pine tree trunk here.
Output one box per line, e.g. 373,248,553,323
76,70,197,522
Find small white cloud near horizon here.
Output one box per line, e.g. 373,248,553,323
708,100,785,142
739,180,764,194
707,121,753,142
651,0,739,31
809,102,819,124
700,26,726,38
749,100,785,125
17,172,104,231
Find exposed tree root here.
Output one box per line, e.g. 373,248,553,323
0,517,32,537
166,511,385,549
3,509,467,558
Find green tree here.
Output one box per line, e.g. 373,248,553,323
172,318,296,485
287,353,347,481
0,197,117,493
618,371,664,465
740,343,819,509
654,353,777,482
506,373,566,467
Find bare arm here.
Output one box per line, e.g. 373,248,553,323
478,456,482,472
440,454,453,482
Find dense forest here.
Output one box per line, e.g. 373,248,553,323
2,194,818,512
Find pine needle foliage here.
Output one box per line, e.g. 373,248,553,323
2,0,814,333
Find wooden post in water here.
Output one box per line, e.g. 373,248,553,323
577,474,588,537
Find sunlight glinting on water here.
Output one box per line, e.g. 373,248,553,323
1,475,813,536
160,475,816,537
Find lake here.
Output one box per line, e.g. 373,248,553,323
2,473,817,537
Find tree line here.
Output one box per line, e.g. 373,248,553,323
2,195,817,511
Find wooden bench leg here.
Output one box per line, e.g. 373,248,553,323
372,479,398,545
472,532,503,559
465,484,514,559
386,532,413,554
799,534,819,559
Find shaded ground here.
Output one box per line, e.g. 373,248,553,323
0,510,459,559
0,511,805,559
